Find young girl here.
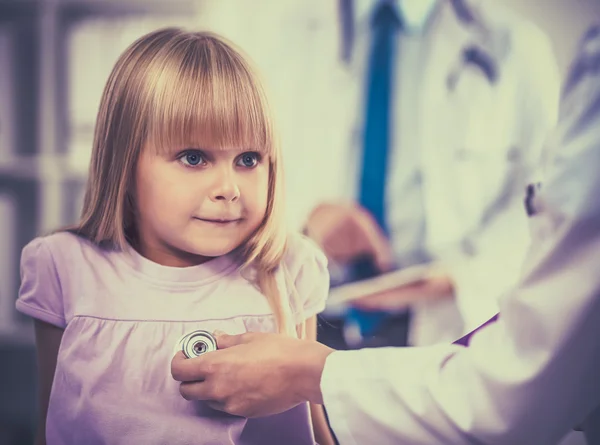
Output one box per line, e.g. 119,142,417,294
16,28,335,445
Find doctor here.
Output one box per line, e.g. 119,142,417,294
171,25,600,444
306,0,561,348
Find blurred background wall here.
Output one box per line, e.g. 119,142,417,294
0,1,598,444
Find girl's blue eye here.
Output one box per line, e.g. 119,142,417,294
180,151,204,167
238,152,260,168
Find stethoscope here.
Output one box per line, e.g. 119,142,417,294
338,0,507,90
175,330,218,358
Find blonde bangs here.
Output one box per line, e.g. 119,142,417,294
144,33,275,157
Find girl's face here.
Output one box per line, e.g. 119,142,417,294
134,144,269,267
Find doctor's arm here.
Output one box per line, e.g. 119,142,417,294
440,23,562,330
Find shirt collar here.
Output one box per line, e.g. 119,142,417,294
354,0,440,35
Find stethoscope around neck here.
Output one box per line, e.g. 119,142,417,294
338,0,506,90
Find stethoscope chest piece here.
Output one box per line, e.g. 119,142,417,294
176,330,218,358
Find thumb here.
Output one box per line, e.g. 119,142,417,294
355,207,394,273
364,225,394,273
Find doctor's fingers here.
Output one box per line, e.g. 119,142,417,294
354,212,394,272
322,232,362,263
171,351,215,382
321,211,392,269
179,379,222,403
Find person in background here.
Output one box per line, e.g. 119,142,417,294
304,0,561,350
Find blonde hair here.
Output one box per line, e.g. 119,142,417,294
66,28,302,337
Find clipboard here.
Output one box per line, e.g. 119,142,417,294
326,263,433,307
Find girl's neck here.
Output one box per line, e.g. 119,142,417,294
140,244,213,268
129,230,213,268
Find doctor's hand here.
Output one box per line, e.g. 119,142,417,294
351,273,455,311
304,202,394,272
171,332,334,418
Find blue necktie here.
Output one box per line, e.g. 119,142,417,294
358,2,399,233
347,3,400,340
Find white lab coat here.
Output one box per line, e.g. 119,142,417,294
399,0,561,345
197,0,561,346
320,25,600,444
322,0,562,346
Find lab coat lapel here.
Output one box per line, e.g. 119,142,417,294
419,0,498,249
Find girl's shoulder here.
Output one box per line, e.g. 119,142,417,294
279,233,330,323
282,231,328,277
21,231,111,275
23,231,98,260
17,232,108,329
